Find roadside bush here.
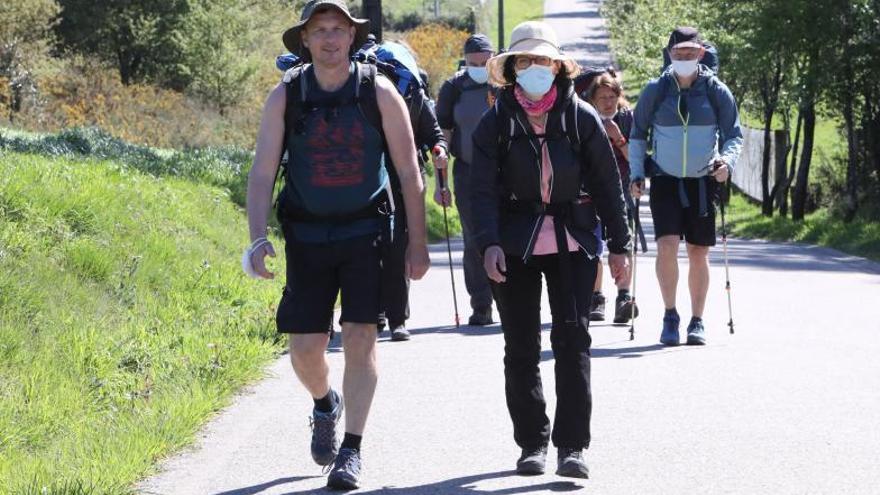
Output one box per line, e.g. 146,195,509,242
406,24,470,99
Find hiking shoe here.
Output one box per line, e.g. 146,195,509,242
376,313,387,333
686,318,707,345
660,310,680,346
589,293,606,321
468,307,494,326
390,325,411,341
310,390,343,466
326,448,362,490
516,446,547,475
556,448,590,478
613,294,639,324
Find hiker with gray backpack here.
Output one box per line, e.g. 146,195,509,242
629,26,742,346
435,33,497,327
243,0,429,489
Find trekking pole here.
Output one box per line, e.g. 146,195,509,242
435,150,461,328
718,181,735,335
629,197,640,341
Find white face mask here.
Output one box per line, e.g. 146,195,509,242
671,59,699,77
467,66,489,84
600,110,618,120
516,65,555,97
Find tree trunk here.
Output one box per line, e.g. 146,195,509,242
842,2,859,222
781,110,803,217
792,102,816,221
761,108,775,216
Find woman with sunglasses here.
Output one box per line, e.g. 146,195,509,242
470,22,632,478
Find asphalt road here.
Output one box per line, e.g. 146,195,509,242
138,1,880,493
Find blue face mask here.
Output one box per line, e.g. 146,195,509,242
467,66,489,84
516,65,555,97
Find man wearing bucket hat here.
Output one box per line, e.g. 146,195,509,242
471,21,631,478
244,0,430,489
629,27,742,346
435,33,497,327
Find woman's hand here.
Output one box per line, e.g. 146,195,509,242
607,252,630,286
603,119,626,147
483,245,507,283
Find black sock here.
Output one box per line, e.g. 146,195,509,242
341,432,362,451
617,288,630,298
313,390,335,413
665,307,678,317
593,290,603,297
691,316,702,323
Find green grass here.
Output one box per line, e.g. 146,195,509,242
725,193,880,262
0,150,288,493
480,0,546,48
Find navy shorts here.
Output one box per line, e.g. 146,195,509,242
276,231,384,333
649,176,716,247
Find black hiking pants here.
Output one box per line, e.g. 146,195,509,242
380,206,410,328
491,251,597,450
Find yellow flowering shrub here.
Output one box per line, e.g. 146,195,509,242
405,24,469,98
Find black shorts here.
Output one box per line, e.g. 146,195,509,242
276,232,384,333
649,176,716,247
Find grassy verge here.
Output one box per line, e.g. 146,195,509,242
726,193,880,262
480,0,546,48
0,152,287,493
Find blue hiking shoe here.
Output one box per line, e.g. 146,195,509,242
686,318,707,345
660,310,680,346
327,448,362,490
310,390,343,466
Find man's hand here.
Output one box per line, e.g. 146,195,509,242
251,241,276,279
603,119,625,147
433,146,449,170
483,245,507,283
433,186,452,207
710,159,729,183
406,243,430,280
608,252,630,286
630,179,645,199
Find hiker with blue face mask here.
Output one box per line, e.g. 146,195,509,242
470,21,632,478
435,33,497,327
629,26,743,346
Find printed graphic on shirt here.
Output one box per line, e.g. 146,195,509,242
305,110,367,188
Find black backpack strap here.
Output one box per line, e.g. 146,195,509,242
354,62,383,133
560,101,581,154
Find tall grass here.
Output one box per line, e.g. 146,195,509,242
0,151,286,493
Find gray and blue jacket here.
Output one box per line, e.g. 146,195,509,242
629,65,743,182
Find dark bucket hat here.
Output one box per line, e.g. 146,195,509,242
282,0,370,58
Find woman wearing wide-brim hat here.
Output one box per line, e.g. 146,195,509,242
470,21,632,477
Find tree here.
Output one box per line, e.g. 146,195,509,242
55,0,190,86
0,0,60,120
180,0,273,115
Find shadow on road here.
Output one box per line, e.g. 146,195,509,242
544,10,600,19
257,470,584,494
212,476,321,495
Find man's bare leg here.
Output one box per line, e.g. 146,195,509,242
289,333,332,398
686,243,710,318
341,322,378,436
656,235,681,310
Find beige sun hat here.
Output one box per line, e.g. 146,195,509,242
487,21,580,87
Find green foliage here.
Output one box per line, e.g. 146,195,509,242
479,0,546,50
54,0,191,86
181,0,268,114
0,0,60,118
0,151,286,493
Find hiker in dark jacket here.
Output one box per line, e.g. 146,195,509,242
381,82,447,341
471,21,631,478
583,69,639,324
629,27,742,346
243,0,429,489
435,33,497,326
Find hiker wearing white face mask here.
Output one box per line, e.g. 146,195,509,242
435,34,498,326
471,21,632,478
629,26,743,347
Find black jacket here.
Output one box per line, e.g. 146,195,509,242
470,80,631,260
